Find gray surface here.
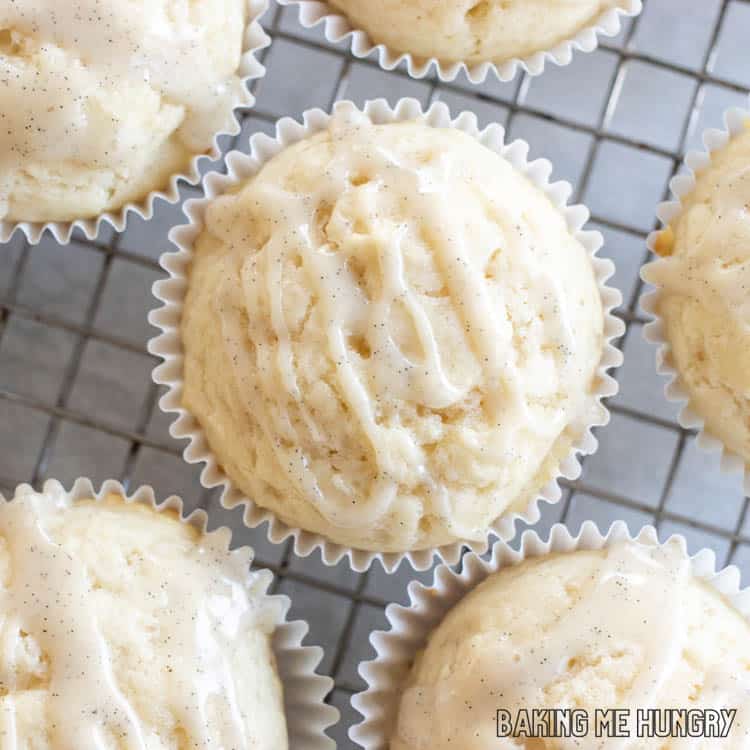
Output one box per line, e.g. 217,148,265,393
0,1,749,746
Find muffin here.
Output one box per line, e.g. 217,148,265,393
0,0,249,224
391,540,750,749
647,125,750,464
323,0,622,64
0,487,288,748
180,109,606,554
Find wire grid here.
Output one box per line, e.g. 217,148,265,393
0,1,749,745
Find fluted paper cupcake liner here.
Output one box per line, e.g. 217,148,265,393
149,96,624,573
350,521,750,749
641,104,750,495
277,0,641,84
0,0,270,247
4,477,338,749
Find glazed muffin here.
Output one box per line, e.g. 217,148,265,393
647,125,750,463
0,487,287,748
0,0,249,223
181,109,606,554
392,540,750,749
324,0,621,64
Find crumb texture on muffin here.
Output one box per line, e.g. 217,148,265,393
182,111,604,553
0,487,288,749
327,0,616,64
0,0,247,223
393,541,750,749
647,126,750,462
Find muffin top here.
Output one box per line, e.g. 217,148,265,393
393,541,750,749
327,0,616,64
0,0,247,223
0,487,287,749
182,110,604,553
648,126,750,462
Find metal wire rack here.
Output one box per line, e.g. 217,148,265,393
1,1,749,745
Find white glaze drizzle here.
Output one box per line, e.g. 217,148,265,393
0,493,147,750
0,491,259,749
216,112,580,534
673,668,750,749
398,542,750,749
497,543,689,750
0,0,246,172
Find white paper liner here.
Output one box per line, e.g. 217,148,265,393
350,520,750,749
0,0,270,247
277,0,641,84
3,476,338,750
641,104,750,495
148,96,624,573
